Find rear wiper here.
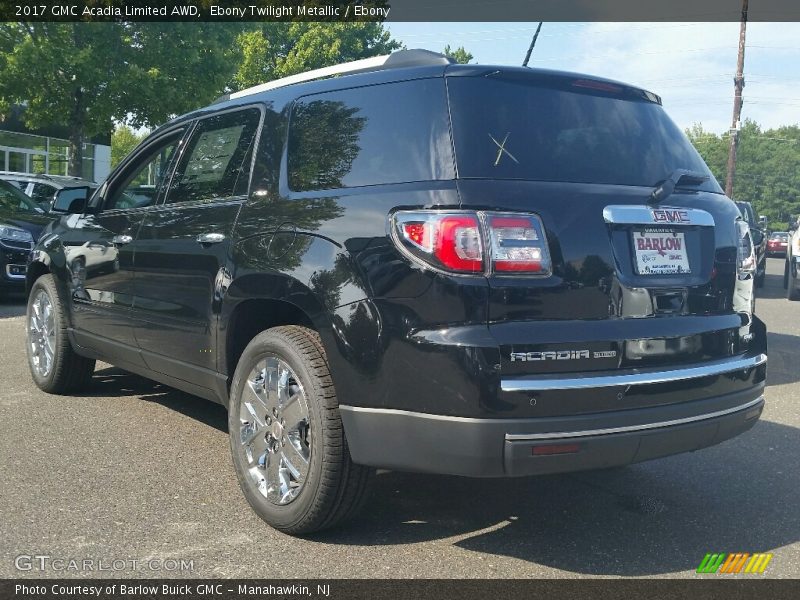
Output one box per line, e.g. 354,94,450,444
649,169,709,205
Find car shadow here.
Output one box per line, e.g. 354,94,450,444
757,260,787,300
0,297,26,319
311,419,799,576
89,366,228,433
765,332,800,386
81,365,798,576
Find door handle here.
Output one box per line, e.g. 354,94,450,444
111,234,133,245
197,232,226,245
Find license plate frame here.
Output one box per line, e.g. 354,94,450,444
631,228,691,275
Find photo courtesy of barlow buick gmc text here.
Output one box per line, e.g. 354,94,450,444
1,1,799,596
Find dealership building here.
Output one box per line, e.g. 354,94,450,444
0,108,111,182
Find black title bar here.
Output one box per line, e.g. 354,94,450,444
3,579,800,600
4,0,800,22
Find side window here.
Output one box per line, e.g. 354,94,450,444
30,183,57,207
165,108,261,205
287,79,455,192
104,134,182,211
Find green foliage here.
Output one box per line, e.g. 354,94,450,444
232,23,402,89
0,23,239,176
111,125,146,168
687,120,800,230
442,45,474,64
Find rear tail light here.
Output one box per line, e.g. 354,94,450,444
736,220,756,277
392,210,551,276
487,214,550,273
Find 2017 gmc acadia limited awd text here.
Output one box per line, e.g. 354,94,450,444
25,50,767,534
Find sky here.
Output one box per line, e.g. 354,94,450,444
386,22,800,134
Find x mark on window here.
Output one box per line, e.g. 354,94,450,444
489,132,519,166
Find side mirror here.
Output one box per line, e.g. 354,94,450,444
52,186,90,214
751,229,764,246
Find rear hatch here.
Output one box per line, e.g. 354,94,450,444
446,68,750,387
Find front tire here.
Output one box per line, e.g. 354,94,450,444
26,274,95,393
228,326,372,534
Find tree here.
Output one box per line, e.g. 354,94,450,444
233,23,402,89
442,45,474,64
687,120,800,230
111,125,146,168
0,23,240,177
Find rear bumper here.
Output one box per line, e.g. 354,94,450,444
340,353,766,477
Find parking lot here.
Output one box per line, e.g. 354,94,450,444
0,257,797,579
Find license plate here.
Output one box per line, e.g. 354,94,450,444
632,229,690,275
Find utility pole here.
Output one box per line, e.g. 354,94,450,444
725,0,749,198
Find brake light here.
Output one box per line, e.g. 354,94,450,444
398,213,483,273
393,210,551,276
571,79,623,94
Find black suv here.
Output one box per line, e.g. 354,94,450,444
26,50,767,534
735,200,767,288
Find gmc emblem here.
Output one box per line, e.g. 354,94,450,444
651,209,690,223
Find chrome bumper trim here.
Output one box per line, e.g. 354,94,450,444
505,396,764,441
501,353,767,393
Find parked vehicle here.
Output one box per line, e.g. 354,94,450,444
785,220,800,301
767,231,789,257
734,201,767,288
0,171,98,212
25,50,767,534
0,179,53,295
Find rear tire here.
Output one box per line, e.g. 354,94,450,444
26,274,95,393
228,325,372,534
755,267,765,288
788,257,800,301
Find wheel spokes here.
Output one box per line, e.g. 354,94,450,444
281,435,309,484
281,392,306,431
28,290,55,377
239,355,311,506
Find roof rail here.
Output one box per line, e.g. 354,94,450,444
222,49,453,102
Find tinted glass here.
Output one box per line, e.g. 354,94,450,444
105,136,181,210
448,77,718,191
735,202,755,224
166,108,261,204
287,79,455,191
0,180,41,213
30,182,57,207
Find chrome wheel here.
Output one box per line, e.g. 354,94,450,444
239,356,311,505
28,289,55,378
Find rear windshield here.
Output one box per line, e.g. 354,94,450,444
448,76,720,192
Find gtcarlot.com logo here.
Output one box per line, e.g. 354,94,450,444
14,554,194,572
696,552,773,574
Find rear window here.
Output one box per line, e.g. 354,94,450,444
287,79,455,192
447,76,719,191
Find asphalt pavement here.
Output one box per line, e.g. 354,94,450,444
1,257,798,579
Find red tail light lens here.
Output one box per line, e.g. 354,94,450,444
393,210,550,276
396,213,483,273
